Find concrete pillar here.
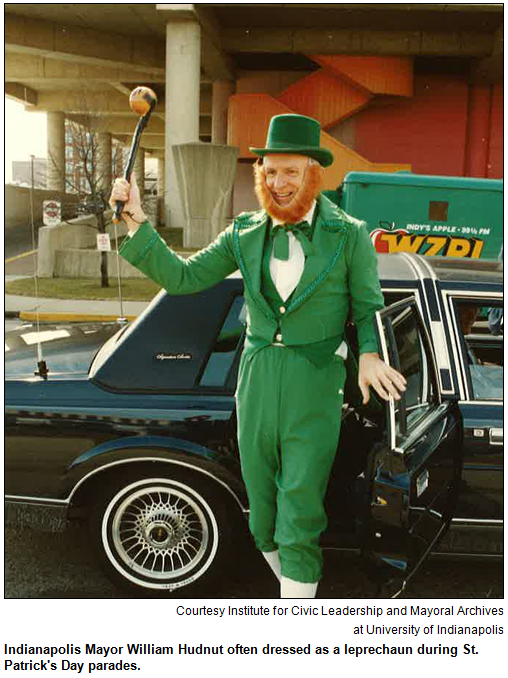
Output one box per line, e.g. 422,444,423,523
97,132,112,191
46,112,65,192
212,80,236,218
165,19,201,231
133,147,145,199
172,143,239,248
158,158,165,225
212,80,235,145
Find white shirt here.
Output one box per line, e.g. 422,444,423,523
269,201,347,359
270,202,316,302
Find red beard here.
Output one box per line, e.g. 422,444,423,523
253,161,323,223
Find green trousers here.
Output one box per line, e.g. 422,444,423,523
236,345,346,583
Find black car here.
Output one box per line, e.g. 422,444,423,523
5,254,503,597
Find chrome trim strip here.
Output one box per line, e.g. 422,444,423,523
5,495,67,506
460,400,503,406
452,518,504,527
375,310,395,449
444,291,503,300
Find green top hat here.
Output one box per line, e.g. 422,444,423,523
250,114,334,167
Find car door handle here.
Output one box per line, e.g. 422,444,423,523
489,428,503,446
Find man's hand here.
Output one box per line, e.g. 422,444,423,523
109,175,146,234
359,352,407,405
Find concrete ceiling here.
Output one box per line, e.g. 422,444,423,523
5,3,503,155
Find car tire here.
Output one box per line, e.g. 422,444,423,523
89,469,235,596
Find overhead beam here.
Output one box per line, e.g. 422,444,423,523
5,83,38,106
5,13,165,73
25,89,212,116
156,3,235,80
222,28,494,57
4,52,164,84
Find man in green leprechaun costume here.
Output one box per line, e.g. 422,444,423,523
110,114,406,599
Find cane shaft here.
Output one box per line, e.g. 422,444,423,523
113,108,153,223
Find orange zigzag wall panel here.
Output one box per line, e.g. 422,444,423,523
310,55,414,97
278,69,371,129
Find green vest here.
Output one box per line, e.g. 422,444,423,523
258,210,343,368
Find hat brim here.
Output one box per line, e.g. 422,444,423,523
249,146,334,168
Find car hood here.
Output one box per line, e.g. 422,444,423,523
5,322,124,379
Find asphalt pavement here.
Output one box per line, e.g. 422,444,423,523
5,521,503,599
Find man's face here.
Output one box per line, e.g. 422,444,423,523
263,154,309,207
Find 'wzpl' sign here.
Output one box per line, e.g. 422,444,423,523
370,228,484,258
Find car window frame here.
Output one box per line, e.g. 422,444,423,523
443,291,503,404
442,289,503,407
376,298,441,450
196,292,246,392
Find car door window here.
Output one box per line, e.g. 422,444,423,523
199,295,246,388
452,298,503,401
378,300,437,443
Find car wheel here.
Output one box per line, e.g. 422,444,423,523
89,470,234,596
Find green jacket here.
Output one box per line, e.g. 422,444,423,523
119,193,384,356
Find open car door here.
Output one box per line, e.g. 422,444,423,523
362,298,463,597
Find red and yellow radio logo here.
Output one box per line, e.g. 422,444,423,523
370,228,485,258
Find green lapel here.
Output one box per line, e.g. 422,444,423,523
233,210,275,320
287,194,349,313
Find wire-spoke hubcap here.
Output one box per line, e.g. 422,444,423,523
110,484,212,581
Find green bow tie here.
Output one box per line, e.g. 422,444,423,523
272,222,314,261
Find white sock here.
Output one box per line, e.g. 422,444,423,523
280,576,318,598
262,550,281,581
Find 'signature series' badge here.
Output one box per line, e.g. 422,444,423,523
155,353,193,361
